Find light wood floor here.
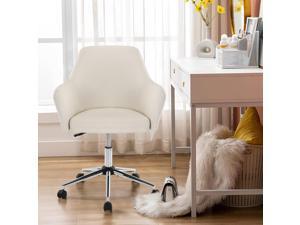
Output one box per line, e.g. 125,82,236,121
39,154,263,225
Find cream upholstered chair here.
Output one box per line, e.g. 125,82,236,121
54,46,165,212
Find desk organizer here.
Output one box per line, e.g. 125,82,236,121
222,144,263,207
216,31,259,69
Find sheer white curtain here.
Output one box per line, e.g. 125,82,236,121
69,0,231,154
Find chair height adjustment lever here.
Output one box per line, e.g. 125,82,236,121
74,132,86,137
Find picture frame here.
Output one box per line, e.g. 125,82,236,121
245,17,259,35
245,17,261,63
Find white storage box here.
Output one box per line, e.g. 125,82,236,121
216,48,249,68
222,144,263,208
216,31,259,69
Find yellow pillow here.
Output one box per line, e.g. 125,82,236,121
234,107,263,145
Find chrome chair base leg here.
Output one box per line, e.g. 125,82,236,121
57,134,158,213
80,166,136,173
57,165,158,210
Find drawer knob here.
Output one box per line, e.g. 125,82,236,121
182,81,185,87
173,68,175,74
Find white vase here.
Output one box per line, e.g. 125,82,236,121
196,25,217,58
205,25,211,40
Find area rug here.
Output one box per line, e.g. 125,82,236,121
135,125,246,217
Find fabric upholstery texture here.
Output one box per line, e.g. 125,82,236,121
54,46,165,136
234,107,263,145
70,108,150,134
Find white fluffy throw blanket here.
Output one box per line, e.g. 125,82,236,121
135,125,246,217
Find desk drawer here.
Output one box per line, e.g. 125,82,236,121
190,74,263,105
170,62,190,97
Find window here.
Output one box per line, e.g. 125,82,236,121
39,0,184,106
38,0,63,105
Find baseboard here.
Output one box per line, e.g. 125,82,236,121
38,140,100,157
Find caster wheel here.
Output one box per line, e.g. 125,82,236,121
151,189,159,193
132,172,140,186
76,173,84,178
57,189,67,199
103,201,112,213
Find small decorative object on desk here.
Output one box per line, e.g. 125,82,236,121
161,176,178,202
216,17,262,68
185,0,226,58
219,34,229,48
230,34,238,48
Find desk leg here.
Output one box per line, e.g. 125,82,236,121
171,85,176,168
190,106,197,217
218,107,222,124
233,107,241,130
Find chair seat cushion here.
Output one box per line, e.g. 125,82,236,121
69,108,150,134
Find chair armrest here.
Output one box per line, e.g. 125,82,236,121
140,81,166,135
53,81,83,131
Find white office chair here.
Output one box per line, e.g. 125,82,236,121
54,46,165,212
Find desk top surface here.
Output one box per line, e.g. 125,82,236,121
172,57,263,76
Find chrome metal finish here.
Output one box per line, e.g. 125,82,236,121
114,170,156,190
104,147,112,167
58,133,156,202
115,167,136,173
62,168,104,187
106,133,112,147
81,167,102,173
105,171,111,201
105,134,113,167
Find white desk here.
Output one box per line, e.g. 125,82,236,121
170,58,263,217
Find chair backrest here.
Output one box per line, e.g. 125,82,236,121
70,46,152,110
